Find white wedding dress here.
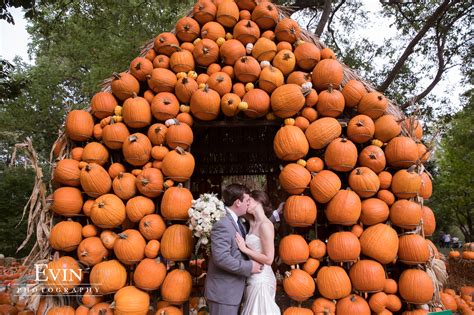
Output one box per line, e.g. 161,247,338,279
241,234,281,315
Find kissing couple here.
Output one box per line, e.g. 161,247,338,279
204,184,281,315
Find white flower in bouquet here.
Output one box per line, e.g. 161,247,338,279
188,193,226,255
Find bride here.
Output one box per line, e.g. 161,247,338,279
235,190,280,315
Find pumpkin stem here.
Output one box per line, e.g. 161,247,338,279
283,53,291,61
340,137,347,143
98,202,105,208
112,72,121,80
203,84,209,93
182,77,189,84
350,294,357,302
356,120,364,127
154,126,163,134
179,262,186,270
135,62,141,70
184,24,190,31
118,232,128,239
240,56,247,63
369,153,377,160
355,168,362,175
80,250,88,257
178,183,183,188
284,271,291,278
328,84,333,92
378,95,384,101
159,37,165,43
202,47,209,54
146,74,152,80
267,4,273,10
117,172,124,179
246,20,252,27
228,98,234,104
85,164,92,172
141,178,149,185
132,92,138,98
216,75,225,83
164,98,171,105
129,134,138,142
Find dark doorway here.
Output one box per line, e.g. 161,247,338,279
189,119,283,205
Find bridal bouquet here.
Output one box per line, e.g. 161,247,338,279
188,193,227,255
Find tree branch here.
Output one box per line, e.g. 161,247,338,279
401,30,446,109
315,0,332,37
378,0,454,92
327,0,346,56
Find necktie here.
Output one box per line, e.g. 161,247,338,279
237,219,246,237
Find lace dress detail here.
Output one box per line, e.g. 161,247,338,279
241,234,281,315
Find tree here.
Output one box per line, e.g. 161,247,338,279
0,164,35,256
430,89,474,242
282,0,473,124
0,0,194,161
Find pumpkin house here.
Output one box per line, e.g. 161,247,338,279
8,0,464,314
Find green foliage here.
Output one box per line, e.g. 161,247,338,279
0,0,193,160
430,89,474,241
0,164,35,257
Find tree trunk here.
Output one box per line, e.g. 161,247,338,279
315,0,332,37
378,0,453,92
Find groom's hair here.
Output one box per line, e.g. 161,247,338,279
222,184,250,207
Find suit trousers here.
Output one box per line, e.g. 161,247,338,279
208,300,240,315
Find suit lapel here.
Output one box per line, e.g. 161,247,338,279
226,209,241,235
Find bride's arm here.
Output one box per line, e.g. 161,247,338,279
235,222,275,265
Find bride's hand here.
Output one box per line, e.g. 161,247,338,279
235,233,248,253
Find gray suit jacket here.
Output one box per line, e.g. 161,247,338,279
204,211,253,305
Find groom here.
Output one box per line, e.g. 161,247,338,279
204,184,263,315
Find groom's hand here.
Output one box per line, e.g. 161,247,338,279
251,261,263,274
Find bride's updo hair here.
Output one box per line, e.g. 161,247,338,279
251,190,273,218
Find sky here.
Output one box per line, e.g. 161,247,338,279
0,8,33,63
0,3,466,116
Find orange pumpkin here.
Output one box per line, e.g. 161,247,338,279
112,172,137,200
342,80,367,108
279,163,311,195
398,234,430,265
275,18,301,43
358,91,388,119
324,138,358,172
52,187,83,217
45,255,83,293
360,223,399,264
91,92,118,119
166,120,194,150
193,0,216,25
243,88,271,118
398,269,434,304
309,170,341,203
360,198,389,225
326,189,361,226
312,59,343,90
389,199,422,229
49,220,82,252
317,87,345,118
327,231,361,262
139,214,166,241
349,259,386,292
65,110,94,142
102,120,130,150
252,2,278,30
390,168,421,199
271,84,306,118
160,224,193,261
136,167,164,198
134,258,167,291
90,194,126,228
316,266,352,300
125,196,155,223
374,115,402,142
385,136,419,168
348,166,380,198
161,264,193,304
284,195,317,227
336,295,371,315
114,286,150,315
122,133,152,166
190,85,221,120
77,236,108,266
305,117,342,150
273,125,309,161
283,269,315,302
162,147,195,182
113,229,146,265
279,234,309,265
312,297,336,315
111,72,140,101
161,185,193,220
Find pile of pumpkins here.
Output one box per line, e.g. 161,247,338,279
441,286,474,314
20,0,469,314
449,243,474,260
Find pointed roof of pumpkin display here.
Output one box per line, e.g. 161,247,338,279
98,2,405,122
